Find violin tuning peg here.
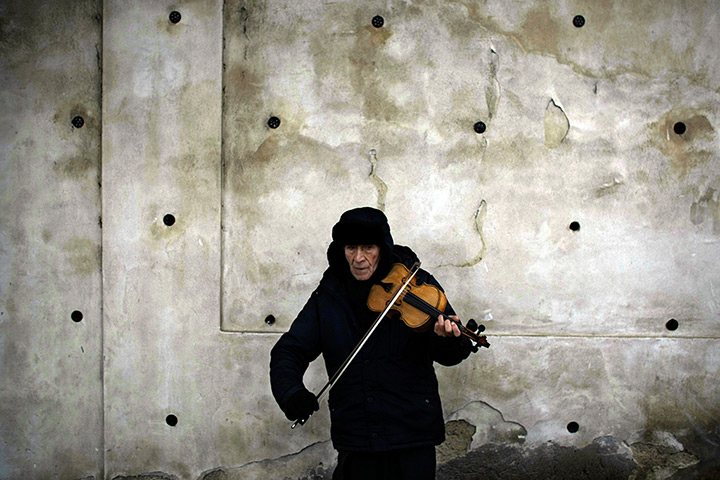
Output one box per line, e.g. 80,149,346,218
477,324,486,333
467,319,478,332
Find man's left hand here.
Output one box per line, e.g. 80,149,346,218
434,315,461,337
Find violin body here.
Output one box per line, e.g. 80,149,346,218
367,263,490,348
367,263,446,331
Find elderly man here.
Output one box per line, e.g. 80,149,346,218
270,207,474,480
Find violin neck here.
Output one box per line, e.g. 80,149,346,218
404,291,490,348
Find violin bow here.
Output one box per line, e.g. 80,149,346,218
291,262,422,428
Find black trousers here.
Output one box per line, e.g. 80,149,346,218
332,446,436,480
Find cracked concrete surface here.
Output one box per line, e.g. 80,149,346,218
2,0,720,479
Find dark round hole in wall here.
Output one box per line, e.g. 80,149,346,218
169,11,182,24
267,116,281,129
567,421,580,433
166,414,178,427
163,214,176,226
569,221,581,232
573,15,586,28
265,315,276,326
371,15,385,28
71,310,84,322
673,122,687,135
666,318,679,331
71,116,85,129
473,121,487,134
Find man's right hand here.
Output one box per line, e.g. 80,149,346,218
283,388,319,422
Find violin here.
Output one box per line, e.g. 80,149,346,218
367,263,490,350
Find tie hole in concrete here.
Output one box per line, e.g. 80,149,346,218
166,414,178,427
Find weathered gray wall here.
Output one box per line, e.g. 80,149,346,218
1,0,719,479
0,0,104,478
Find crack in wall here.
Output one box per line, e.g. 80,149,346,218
199,440,334,480
437,200,487,269
112,472,179,480
594,176,625,198
368,149,387,211
485,46,501,122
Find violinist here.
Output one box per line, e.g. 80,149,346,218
270,206,476,480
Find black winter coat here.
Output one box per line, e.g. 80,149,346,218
270,245,473,452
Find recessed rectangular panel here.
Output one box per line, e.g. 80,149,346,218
221,0,720,338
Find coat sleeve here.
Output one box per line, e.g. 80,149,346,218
269,290,323,412
424,272,474,366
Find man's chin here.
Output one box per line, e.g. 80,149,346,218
351,268,371,280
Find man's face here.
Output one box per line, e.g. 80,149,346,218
344,244,380,281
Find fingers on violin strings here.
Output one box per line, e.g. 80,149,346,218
434,318,446,336
452,322,461,337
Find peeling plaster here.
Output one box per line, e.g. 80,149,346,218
437,419,476,463
438,436,636,480
446,400,527,450
626,431,700,480
543,98,570,148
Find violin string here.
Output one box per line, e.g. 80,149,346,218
402,291,443,318
403,291,482,343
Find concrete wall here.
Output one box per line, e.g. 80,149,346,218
1,1,719,479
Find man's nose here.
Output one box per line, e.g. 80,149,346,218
353,251,366,263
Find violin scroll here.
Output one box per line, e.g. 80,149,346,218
443,316,490,351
